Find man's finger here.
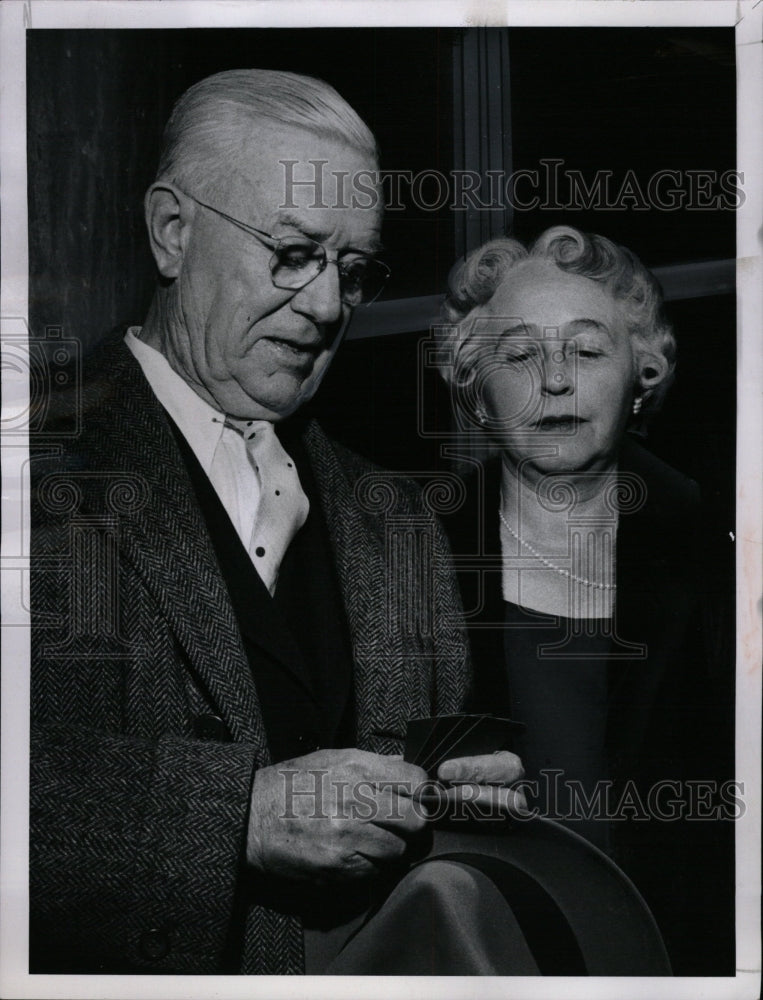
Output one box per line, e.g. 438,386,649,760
370,786,429,835
437,750,524,785
364,754,429,788
350,819,414,862
444,783,530,817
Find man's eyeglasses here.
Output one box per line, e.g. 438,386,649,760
184,191,390,307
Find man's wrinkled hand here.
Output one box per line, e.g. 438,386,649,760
246,749,429,882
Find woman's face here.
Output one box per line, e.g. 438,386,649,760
472,259,637,482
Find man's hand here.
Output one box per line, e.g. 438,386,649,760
436,750,528,816
246,749,429,882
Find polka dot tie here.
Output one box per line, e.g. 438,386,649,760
228,418,310,595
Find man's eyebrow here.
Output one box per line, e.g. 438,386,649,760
272,210,383,255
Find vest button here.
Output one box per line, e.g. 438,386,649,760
139,926,170,961
297,734,321,754
193,714,230,742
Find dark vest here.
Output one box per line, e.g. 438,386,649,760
169,415,355,763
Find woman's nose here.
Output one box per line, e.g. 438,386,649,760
541,351,574,394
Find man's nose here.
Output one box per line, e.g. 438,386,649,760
291,261,344,325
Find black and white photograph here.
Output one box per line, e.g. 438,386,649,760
1,1,760,997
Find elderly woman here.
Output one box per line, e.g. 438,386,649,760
437,226,733,974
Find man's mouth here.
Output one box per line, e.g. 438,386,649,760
262,336,321,367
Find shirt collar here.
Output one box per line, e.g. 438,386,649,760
124,327,224,474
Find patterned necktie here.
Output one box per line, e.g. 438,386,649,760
220,418,310,594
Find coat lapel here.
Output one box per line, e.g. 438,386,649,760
78,337,267,748
606,439,701,764
302,422,432,753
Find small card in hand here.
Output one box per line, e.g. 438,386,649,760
404,714,523,780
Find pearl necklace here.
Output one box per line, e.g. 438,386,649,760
498,508,617,591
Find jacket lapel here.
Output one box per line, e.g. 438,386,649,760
79,337,267,748
302,422,432,753
606,439,700,764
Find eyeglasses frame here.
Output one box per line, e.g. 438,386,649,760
179,189,390,305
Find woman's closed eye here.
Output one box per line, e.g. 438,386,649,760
568,342,606,360
504,351,533,364
500,344,540,365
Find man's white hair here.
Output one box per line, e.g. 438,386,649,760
155,68,378,197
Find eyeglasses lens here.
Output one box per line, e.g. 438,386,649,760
270,238,388,305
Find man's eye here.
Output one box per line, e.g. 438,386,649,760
277,243,320,269
339,257,369,277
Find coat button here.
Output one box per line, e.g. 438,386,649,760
139,926,170,960
193,714,230,742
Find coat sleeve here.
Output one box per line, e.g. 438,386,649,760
29,471,264,973
30,724,257,973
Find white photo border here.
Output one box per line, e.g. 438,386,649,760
2,2,760,998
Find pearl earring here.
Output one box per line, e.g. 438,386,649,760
475,407,488,425
632,397,643,416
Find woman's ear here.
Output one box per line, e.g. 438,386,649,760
635,351,671,401
144,183,194,279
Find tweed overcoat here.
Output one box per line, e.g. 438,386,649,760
30,334,470,974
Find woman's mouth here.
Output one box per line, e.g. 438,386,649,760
533,416,585,431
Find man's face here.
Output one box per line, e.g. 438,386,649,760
168,124,382,419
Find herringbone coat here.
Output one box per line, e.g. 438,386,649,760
30,334,470,974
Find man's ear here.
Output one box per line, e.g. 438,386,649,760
144,183,194,279
635,351,671,401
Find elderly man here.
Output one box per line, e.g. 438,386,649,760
30,69,527,975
